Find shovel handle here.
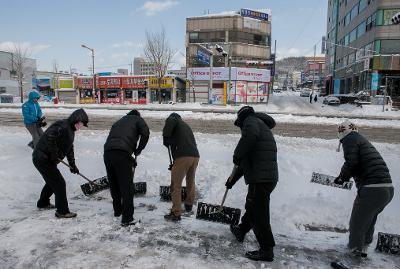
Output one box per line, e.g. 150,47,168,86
220,188,229,208
59,159,94,184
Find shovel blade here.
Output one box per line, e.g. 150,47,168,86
159,185,187,201
80,176,109,196
196,202,241,225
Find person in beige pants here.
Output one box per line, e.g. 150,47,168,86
163,113,200,221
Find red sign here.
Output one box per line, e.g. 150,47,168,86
96,77,121,89
121,76,146,88
75,77,93,89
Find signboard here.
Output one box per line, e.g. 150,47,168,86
240,8,269,21
121,76,146,88
371,72,379,93
187,67,270,82
97,77,121,89
197,49,210,65
247,82,258,103
257,83,268,103
75,77,93,89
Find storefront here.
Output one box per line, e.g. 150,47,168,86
187,67,270,104
75,77,96,104
97,76,123,104
121,76,147,104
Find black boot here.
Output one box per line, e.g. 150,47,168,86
245,248,274,262
230,224,245,242
55,212,77,218
164,212,181,222
184,204,193,212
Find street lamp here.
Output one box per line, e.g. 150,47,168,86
81,44,96,103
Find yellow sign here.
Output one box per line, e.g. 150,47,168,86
149,76,174,89
80,98,96,104
223,82,227,106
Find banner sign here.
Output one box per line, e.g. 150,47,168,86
121,76,146,88
240,9,269,21
197,49,210,65
187,67,270,82
97,77,121,89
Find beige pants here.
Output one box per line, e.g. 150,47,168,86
171,156,199,216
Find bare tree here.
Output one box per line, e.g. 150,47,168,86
9,44,31,103
187,68,196,102
143,28,175,103
52,59,59,90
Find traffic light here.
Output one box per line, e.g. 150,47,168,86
392,12,400,24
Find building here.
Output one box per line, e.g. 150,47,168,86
168,67,187,78
326,0,400,103
0,50,36,100
303,56,326,88
133,57,156,75
186,8,272,69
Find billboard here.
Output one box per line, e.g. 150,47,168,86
197,49,210,65
97,77,121,89
187,67,270,82
240,9,269,21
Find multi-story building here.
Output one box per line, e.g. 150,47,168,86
0,50,36,99
304,56,326,88
326,0,400,102
186,8,272,69
133,57,156,75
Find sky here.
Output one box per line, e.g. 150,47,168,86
0,0,327,74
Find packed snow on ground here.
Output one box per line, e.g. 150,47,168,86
1,106,400,129
0,127,399,268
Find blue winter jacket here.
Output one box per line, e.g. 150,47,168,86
22,91,42,125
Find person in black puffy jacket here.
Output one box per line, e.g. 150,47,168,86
334,120,394,257
226,106,278,262
33,108,89,219
103,109,150,226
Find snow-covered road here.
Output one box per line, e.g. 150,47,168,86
0,127,399,268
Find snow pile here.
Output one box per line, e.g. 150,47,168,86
0,127,399,268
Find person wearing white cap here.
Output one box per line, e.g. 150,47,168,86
334,120,394,258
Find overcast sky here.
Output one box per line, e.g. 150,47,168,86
0,0,327,74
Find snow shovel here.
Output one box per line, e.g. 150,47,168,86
160,145,187,201
196,166,241,225
376,232,400,255
311,172,353,190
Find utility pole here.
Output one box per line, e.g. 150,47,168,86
312,44,316,95
267,40,277,105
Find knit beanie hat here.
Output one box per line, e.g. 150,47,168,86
336,120,358,152
234,106,255,127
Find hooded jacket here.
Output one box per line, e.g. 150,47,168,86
162,113,199,160
22,91,42,125
104,114,150,155
340,132,391,188
231,112,278,185
33,109,89,165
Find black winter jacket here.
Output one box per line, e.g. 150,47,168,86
232,112,278,185
340,132,391,188
104,115,150,155
162,113,199,160
33,110,87,165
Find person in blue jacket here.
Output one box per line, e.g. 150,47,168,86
22,91,46,149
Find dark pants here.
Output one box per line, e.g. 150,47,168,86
104,150,134,223
26,123,43,148
239,182,277,250
349,186,394,250
33,156,70,214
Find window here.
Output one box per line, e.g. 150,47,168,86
350,4,359,20
345,12,351,25
383,9,400,25
358,0,368,13
357,21,366,38
349,28,357,43
380,40,400,54
348,52,355,64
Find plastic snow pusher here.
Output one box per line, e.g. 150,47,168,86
196,166,241,225
59,159,147,196
159,146,187,201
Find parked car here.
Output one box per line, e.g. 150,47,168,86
323,96,340,105
300,88,311,97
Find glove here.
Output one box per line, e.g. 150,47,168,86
233,156,240,166
225,177,235,189
163,137,174,147
37,117,47,127
168,163,173,171
131,157,137,168
134,148,142,157
334,176,344,185
69,163,79,174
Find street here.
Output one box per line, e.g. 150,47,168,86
1,112,399,143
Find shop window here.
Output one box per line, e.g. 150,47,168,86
106,90,119,98
125,89,133,99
